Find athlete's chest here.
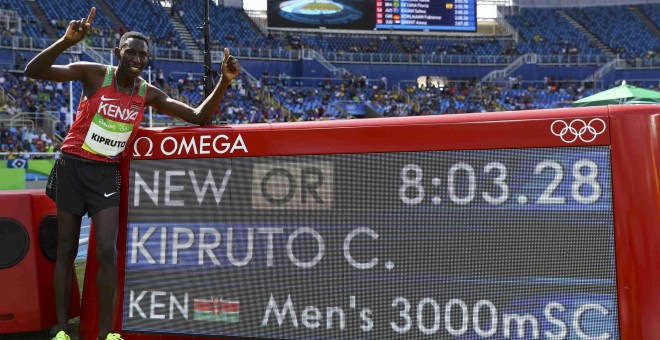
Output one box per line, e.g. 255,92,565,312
92,88,143,123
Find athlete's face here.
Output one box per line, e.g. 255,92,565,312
116,38,149,77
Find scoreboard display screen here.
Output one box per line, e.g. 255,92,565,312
266,0,477,32
121,147,618,338
75,106,660,340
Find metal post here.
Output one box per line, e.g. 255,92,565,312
68,58,74,125
201,0,216,125
148,66,153,127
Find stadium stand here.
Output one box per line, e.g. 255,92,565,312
36,0,116,48
103,0,185,51
569,5,660,58
175,1,273,50
301,35,402,54
0,0,658,156
399,36,506,56
0,1,49,49
640,3,660,41
505,8,603,56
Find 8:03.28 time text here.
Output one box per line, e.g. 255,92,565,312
399,160,602,206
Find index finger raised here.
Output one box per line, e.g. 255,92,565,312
86,7,96,23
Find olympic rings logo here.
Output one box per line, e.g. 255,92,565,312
550,118,607,143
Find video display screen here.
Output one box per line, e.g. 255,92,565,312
122,146,619,339
267,0,477,32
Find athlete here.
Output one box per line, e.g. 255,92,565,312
24,7,240,340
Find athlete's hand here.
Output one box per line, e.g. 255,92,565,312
221,48,240,82
64,7,95,45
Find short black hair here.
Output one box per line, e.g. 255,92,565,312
119,31,149,49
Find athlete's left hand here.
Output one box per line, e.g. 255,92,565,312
221,48,240,82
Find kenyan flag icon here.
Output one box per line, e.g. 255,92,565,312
193,297,239,322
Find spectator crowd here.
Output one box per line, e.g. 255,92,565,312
3,66,658,158
0,121,60,160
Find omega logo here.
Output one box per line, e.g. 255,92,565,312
133,136,154,157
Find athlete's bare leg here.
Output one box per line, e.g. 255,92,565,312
54,210,83,334
92,206,119,340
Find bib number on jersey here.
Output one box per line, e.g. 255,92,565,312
82,113,134,157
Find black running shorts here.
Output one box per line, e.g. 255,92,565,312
48,152,121,217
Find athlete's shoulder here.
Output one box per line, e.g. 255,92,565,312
143,80,165,96
77,63,110,96
69,62,106,80
72,61,106,71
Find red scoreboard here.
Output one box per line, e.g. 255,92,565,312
80,105,660,339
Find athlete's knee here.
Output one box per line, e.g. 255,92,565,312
56,235,79,261
96,240,117,264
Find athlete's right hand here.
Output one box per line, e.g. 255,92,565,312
64,7,95,44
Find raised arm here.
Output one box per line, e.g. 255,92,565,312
24,7,99,82
146,48,241,125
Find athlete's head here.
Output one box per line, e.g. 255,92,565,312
119,31,149,50
114,31,150,78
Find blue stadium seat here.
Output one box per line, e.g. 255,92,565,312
175,1,270,50
570,5,660,58
506,8,602,56
103,0,185,50
0,0,49,41
35,0,115,48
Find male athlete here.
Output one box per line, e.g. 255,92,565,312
24,7,240,340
